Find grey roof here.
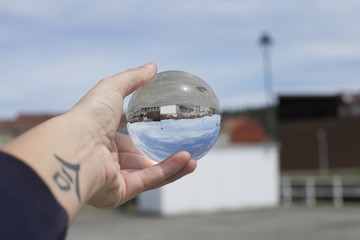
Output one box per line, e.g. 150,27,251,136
128,71,220,112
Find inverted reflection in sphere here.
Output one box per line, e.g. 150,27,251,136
126,71,221,162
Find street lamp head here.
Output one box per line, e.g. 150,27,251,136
260,33,272,47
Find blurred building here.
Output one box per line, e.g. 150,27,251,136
139,142,279,215
139,115,279,215
1,112,279,215
225,116,266,143
0,114,56,146
0,113,131,145
278,94,360,172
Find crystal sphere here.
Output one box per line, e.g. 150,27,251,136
126,71,221,162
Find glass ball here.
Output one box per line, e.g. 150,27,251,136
126,71,221,162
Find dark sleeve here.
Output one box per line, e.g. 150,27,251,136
0,151,68,240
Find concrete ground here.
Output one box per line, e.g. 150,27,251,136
67,205,360,240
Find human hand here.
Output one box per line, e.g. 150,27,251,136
72,64,196,207
69,63,197,208
2,63,196,223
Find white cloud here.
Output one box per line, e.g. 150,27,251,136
293,42,360,60
1,0,360,118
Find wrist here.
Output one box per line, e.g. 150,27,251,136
48,113,107,215
1,113,103,223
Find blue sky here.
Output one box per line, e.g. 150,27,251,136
127,115,221,161
1,0,360,118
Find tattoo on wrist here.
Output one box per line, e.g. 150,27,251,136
53,154,81,203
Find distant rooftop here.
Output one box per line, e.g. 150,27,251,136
278,93,360,120
0,114,56,132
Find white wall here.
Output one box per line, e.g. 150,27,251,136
138,143,279,215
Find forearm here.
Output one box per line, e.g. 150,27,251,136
1,113,100,224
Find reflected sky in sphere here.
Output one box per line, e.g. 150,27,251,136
126,71,221,162
127,115,221,162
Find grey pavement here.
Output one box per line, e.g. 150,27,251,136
67,205,360,240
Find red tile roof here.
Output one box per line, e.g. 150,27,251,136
225,116,266,143
0,114,57,132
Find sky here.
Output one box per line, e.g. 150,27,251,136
1,0,360,119
128,115,220,161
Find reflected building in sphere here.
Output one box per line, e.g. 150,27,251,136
127,104,219,123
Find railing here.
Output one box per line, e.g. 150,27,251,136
281,176,360,207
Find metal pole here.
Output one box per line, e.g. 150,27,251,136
333,175,343,208
259,33,275,141
262,43,273,104
282,176,292,206
305,176,316,207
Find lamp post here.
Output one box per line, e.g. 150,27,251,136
259,33,274,141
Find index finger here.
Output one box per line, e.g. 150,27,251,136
108,62,158,98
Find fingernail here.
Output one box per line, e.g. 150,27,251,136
143,62,156,69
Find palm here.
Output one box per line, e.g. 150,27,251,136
87,132,151,208
88,131,196,208
85,63,196,208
